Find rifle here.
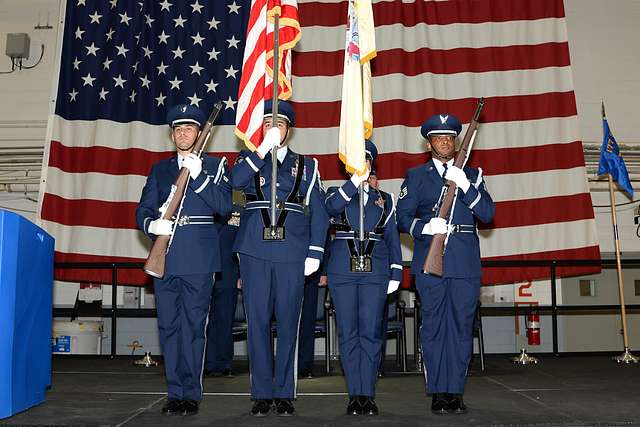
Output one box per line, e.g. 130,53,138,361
422,98,484,276
144,101,223,278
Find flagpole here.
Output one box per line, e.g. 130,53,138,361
608,175,639,364
270,12,280,230
358,64,365,253
603,99,639,364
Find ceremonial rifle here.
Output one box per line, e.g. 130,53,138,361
423,98,484,276
144,101,223,278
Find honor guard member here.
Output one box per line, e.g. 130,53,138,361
396,114,495,415
324,140,403,416
204,204,243,378
136,104,232,416
231,100,329,416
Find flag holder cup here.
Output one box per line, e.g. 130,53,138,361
351,255,372,272
263,225,285,241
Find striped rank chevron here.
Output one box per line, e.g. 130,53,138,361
39,0,600,286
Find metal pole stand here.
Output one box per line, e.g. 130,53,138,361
614,347,639,364
511,348,539,365
134,351,159,368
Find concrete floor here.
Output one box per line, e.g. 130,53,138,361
1,355,639,426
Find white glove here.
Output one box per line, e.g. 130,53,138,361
183,153,202,180
422,217,447,235
304,257,320,276
349,166,370,187
148,218,173,236
256,127,281,158
387,280,400,295
445,165,470,193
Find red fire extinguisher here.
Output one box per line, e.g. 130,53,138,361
526,311,540,346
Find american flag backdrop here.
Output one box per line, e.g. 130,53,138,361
39,0,601,286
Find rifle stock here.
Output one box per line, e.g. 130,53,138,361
143,102,223,278
422,98,484,276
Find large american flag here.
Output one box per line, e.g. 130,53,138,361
39,0,600,286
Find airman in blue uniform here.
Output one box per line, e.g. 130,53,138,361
231,100,330,416
396,114,495,415
136,104,232,416
324,140,403,416
204,204,242,378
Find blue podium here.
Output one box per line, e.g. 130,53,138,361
0,210,54,419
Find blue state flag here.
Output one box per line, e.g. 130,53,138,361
597,116,633,197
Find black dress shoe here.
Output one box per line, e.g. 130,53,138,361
431,393,449,414
274,399,295,416
377,369,385,378
299,367,314,379
250,399,272,417
222,368,234,378
161,398,183,415
360,396,379,416
346,396,363,415
182,400,199,416
447,394,467,414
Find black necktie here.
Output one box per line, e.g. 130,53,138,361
442,163,448,183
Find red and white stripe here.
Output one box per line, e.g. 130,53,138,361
235,0,300,150
40,0,601,286
234,0,268,149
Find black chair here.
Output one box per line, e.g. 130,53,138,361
231,290,248,342
380,293,408,373
470,301,486,373
312,287,333,374
259,287,334,374
322,288,336,374
412,294,484,374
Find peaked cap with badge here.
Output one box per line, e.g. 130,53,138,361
420,113,462,139
167,104,207,128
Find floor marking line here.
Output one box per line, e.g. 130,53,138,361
482,376,584,424
114,395,165,427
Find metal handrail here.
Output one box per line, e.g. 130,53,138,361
53,258,640,358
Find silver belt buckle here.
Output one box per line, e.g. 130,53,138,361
177,216,190,226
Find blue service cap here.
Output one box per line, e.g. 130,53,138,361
167,104,206,128
365,139,378,162
264,99,295,127
420,113,462,139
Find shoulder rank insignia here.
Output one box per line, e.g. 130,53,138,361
398,186,408,199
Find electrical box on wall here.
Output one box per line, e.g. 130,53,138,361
5,33,31,59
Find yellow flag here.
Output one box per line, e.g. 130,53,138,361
338,0,376,176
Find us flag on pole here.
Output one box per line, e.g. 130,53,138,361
39,0,601,287
235,0,300,150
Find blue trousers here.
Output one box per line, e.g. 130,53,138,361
298,273,320,372
416,274,479,394
329,275,387,397
154,273,214,401
239,254,304,399
205,285,238,371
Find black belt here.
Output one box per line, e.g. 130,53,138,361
335,231,383,241
171,215,215,226
245,200,305,215
449,224,476,234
